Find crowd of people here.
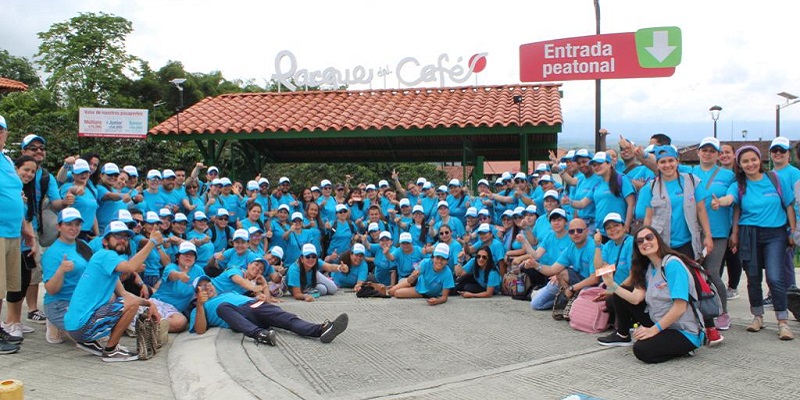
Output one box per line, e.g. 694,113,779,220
1,112,797,364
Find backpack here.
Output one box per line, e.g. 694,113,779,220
323,219,357,255
661,254,722,324
135,313,160,360
568,287,611,333
210,225,233,249
786,286,800,321
356,282,391,298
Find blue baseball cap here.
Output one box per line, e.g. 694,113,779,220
0,115,7,129
103,220,134,239
21,134,45,149
654,145,679,161
193,275,212,289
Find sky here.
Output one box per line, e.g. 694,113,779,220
2,0,800,145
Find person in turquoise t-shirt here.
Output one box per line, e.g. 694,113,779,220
332,243,369,289
286,244,346,301
191,276,348,346
64,221,165,362
454,247,501,297
389,243,454,305
41,208,91,343
150,242,206,334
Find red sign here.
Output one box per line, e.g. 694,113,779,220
519,32,675,82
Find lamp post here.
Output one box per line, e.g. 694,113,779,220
169,78,186,133
776,92,799,137
709,105,722,138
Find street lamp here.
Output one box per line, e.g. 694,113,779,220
776,92,799,137
169,78,186,133
709,105,722,138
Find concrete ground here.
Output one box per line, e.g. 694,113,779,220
2,270,798,400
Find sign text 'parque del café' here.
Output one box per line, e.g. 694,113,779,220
271,50,488,91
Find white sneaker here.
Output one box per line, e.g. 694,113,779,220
45,320,64,344
2,322,23,338
18,323,35,334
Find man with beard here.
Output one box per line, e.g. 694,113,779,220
276,177,300,214
64,221,164,362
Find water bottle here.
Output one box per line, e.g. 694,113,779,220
516,277,525,294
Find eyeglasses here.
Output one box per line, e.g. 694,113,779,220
303,254,318,259
26,146,46,152
635,233,656,244
771,148,788,154
476,254,489,260
514,178,525,183
568,228,585,235
110,233,130,240
337,209,348,214
217,217,229,221
323,186,332,190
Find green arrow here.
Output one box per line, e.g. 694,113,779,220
635,27,682,68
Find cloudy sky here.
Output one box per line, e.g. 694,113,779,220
3,0,799,145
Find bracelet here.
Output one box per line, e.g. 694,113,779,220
655,322,663,332
608,283,619,293
535,264,544,272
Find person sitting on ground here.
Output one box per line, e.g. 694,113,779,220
208,229,257,276
366,231,397,286
149,242,206,333
211,257,274,297
64,221,165,362
190,275,348,345
385,232,424,281
186,211,214,267
454,247,501,298
332,244,369,290
287,244,346,301
597,226,705,363
389,243,455,306
41,208,92,344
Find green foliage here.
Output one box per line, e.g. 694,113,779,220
35,12,137,107
0,49,41,88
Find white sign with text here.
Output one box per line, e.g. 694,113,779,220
79,108,149,139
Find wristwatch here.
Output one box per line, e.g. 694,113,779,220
568,285,575,292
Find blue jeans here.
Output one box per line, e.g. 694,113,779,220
742,227,789,320
530,281,559,310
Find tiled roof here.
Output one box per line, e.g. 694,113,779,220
0,77,28,92
678,140,796,163
439,165,475,182
149,84,562,136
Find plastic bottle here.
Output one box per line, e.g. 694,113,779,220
516,277,525,294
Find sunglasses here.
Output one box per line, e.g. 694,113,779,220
217,217,229,221
337,210,348,214
513,216,524,220
26,146,46,152
514,179,525,183
439,231,451,235
568,228,585,235
476,254,489,260
771,148,788,154
635,233,656,244
303,254,318,259
335,188,344,191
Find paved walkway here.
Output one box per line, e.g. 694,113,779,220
2,271,798,399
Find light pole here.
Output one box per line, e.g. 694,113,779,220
594,0,603,151
709,105,722,138
170,78,186,133
776,92,799,137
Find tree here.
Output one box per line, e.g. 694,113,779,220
36,12,137,108
0,49,41,89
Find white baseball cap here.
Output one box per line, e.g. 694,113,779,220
232,228,249,241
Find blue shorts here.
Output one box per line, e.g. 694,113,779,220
67,297,125,343
44,300,70,331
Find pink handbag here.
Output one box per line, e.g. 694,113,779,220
568,287,611,333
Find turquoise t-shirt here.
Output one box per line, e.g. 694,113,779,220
728,172,794,228
574,174,602,221
391,246,423,278
369,243,395,285
152,263,205,312
693,166,735,238
59,183,98,232
600,235,634,285
638,178,698,248
333,259,368,288
41,239,89,304
286,260,320,290
415,258,455,297
538,231,571,266
219,248,257,270
211,267,247,295
0,155,23,238
461,258,502,290
590,175,635,235
96,185,125,232
64,249,124,331
554,240,597,279
189,292,252,332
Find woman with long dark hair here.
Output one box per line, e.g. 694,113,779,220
454,247,501,297
711,145,795,340
597,226,704,363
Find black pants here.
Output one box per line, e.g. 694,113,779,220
6,252,34,303
454,274,485,294
721,245,742,289
611,292,697,364
217,302,322,338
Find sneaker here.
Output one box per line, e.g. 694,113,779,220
254,329,277,346
778,323,794,340
706,327,724,347
597,331,633,347
2,322,23,339
0,340,20,355
726,288,740,300
746,316,764,332
320,313,349,344
157,319,170,348
102,345,139,362
45,320,64,344
715,313,731,331
75,340,104,356
27,309,46,324
0,326,23,345
763,295,773,308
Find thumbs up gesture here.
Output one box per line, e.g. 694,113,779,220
710,194,720,210
60,254,75,273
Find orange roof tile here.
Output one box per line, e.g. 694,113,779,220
0,77,28,92
149,84,563,136
439,165,475,182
